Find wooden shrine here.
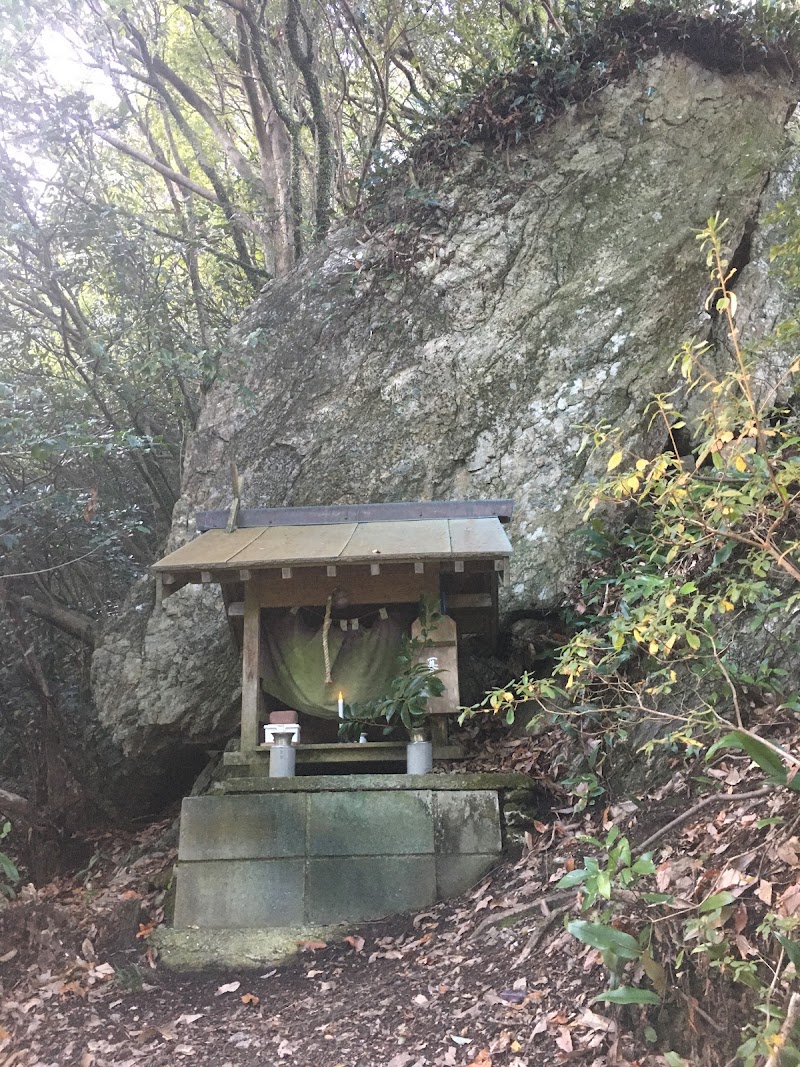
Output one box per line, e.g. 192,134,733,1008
152,500,513,769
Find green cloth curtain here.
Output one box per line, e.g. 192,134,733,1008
260,608,407,718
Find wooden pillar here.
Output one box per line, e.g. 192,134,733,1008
240,581,263,753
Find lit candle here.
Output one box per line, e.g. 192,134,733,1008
338,691,344,719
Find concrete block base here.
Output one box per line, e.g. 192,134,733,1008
171,775,525,938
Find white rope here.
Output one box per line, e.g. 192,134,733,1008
322,593,333,684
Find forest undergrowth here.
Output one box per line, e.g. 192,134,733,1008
0,714,796,1067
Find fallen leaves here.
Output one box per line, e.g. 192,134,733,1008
466,1049,492,1067
1,720,798,1067
215,981,240,995
776,837,800,868
555,1025,574,1053
777,881,800,917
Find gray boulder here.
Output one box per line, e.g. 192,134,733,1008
92,53,799,759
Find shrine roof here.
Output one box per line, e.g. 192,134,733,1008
153,501,513,575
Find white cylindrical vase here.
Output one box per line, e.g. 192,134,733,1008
269,733,297,778
406,733,432,775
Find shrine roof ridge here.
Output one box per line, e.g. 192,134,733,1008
195,499,514,532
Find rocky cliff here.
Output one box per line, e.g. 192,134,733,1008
92,49,799,762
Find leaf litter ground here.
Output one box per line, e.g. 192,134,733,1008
0,727,798,1067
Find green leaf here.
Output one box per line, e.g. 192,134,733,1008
664,1053,689,1067
711,541,735,570
591,986,660,1005
567,920,641,959
0,853,18,883
557,869,589,889
711,730,789,786
597,871,612,899
699,891,736,914
632,855,656,875
775,933,800,968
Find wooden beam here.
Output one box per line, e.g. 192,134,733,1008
254,563,438,609
160,574,191,601
447,593,493,609
154,574,164,615
240,583,263,753
200,570,213,583
196,498,515,531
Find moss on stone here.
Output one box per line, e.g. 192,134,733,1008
152,924,345,972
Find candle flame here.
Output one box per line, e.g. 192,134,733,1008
338,691,343,700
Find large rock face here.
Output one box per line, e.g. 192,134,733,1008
92,53,799,758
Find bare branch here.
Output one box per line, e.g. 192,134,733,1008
94,130,220,205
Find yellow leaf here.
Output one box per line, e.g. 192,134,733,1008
648,640,660,655
721,600,735,612
641,951,668,997
633,629,645,643
734,455,747,473
624,475,640,492
607,450,624,471
635,458,649,472
665,593,676,608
